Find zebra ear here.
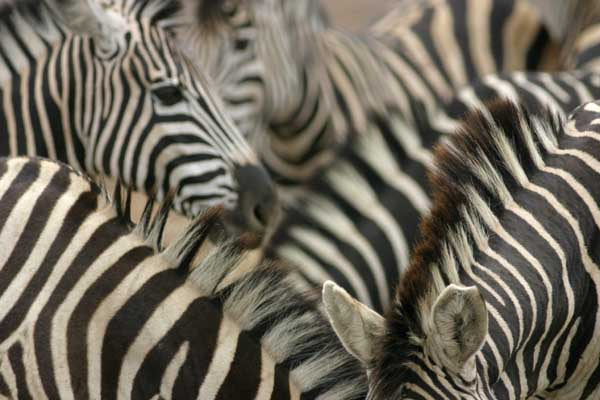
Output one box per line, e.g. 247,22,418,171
49,0,127,54
428,284,488,378
322,281,385,366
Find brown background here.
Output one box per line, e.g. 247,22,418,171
322,0,397,30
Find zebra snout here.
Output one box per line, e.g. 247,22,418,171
234,164,279,242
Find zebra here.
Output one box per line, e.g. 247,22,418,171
0,0,278,240
323,99,600,398
0,155,367,399
181,0,568,186
266,68,600,313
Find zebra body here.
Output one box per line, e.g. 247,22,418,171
268,69,600,313
186,0,560,185
0,156,366,399
323,99,600,398
0,0,278,238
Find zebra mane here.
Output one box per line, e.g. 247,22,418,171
106,182,368,398
370,99,563,397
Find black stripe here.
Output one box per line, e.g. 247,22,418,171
489,0,514,70
0,371,10,397
44,47,69,163
101,269,187,399
8,342,32,400
34,218,126,400
409,6,453,90
0,190,98,343
270,364,291,400
0,161,39,232
131,297,223,399
0,166,69,306
0,88,9,155
525,28,551,70
102,66,133,175
67,246,153,399
215,330,262,400
452,0,478,81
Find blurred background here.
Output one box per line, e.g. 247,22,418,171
322,0,397,30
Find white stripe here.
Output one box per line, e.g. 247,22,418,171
159,341,189,400
431,3,467,88
288,227,374,308
0,173,89,324
0,161,60,272
86,255,170,399
116,284,199,400
52,235,139,400
467,0,495,76
196,316,241,400
254,347,275,399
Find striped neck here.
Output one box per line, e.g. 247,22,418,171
374,101,600,398
0,156,367,398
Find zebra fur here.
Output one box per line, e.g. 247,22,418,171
183,0,560,186
267,69,600,313
0,156,366,399
324,99,600,399
0,0,279,239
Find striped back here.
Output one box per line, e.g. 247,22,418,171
0,0,277,229
182,0,557,186
0,156,366,399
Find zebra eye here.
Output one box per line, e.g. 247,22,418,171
233,38,249,51
153,85,184,106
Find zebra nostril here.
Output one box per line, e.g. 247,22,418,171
234,164,278,235
253,202,268,227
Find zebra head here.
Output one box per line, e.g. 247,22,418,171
179,0,329,140
48,0,279,240
323,281,488,399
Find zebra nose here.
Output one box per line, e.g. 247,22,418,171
234,164,279,236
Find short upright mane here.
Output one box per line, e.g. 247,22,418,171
371,100,563,397
91,165,369,398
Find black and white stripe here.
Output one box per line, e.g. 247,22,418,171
0,0,278,236
267,69,600,313
185,0,561,186
323,99,600,399
0,156,366,399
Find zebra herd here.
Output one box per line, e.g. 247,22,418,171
3,0,600,398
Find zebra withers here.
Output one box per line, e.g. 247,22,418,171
323,100,600,398
0,0,278,240
0,156,366,399
183,0,561,185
